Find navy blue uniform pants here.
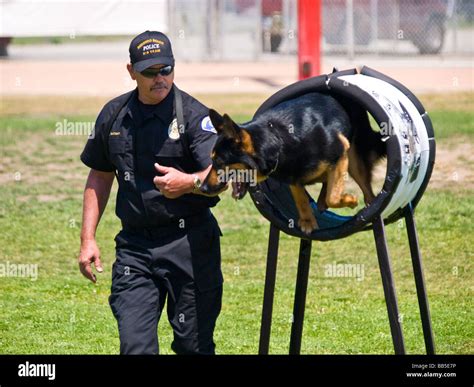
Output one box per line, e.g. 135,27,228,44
109,214,223,355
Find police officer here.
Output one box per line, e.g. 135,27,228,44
78,31,226,354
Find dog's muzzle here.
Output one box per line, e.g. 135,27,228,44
200,167,228,195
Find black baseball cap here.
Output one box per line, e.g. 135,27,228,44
129,31,175,72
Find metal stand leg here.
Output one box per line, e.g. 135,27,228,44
373,216,406,354
289,238,312,354
258,224,280,355
405,204,436,354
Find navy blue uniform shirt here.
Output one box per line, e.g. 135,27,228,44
80,86,219,228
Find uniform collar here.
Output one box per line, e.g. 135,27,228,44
126,87,175,126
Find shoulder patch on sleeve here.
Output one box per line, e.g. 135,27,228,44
201,116,217,133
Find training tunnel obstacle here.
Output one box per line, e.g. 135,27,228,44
248,67,436,354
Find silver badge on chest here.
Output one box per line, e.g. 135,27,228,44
168,118,180,140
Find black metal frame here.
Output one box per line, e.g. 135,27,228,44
258,207,436,354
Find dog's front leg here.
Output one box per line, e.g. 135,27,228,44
290,184,318,234
317,182,328,212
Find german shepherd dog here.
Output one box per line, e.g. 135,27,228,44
201,93,386,234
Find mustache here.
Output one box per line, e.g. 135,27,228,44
150,83,168,91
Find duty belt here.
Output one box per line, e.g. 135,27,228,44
122,209,212,239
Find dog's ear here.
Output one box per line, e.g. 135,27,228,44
210,109,241,140
222,114,241,140
209,109,225,133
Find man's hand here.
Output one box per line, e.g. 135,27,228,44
153,163,193,198
79,169,113,283
78,239,103,283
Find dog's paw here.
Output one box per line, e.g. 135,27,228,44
298,214,318,235
342,194,358,209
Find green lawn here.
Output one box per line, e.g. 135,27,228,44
0,93,472,354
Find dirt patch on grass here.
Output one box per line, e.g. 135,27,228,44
16,194,76,203
430,138,474,191
420,92,474,113
346,137,474,193
0,129,87,190
0,96,109,116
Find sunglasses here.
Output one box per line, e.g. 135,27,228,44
140,66,174,78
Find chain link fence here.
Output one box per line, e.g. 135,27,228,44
322,0,472,56
168,0,473,61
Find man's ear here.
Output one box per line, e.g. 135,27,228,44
209,109,224,133
127,63,136,81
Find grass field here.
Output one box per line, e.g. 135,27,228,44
0,92,472,354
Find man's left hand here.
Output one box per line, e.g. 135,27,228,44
153,163,192,199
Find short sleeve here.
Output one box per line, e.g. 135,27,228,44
80,108,115,172
186,112,217,171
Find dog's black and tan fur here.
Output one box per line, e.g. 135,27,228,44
201,93,386,234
